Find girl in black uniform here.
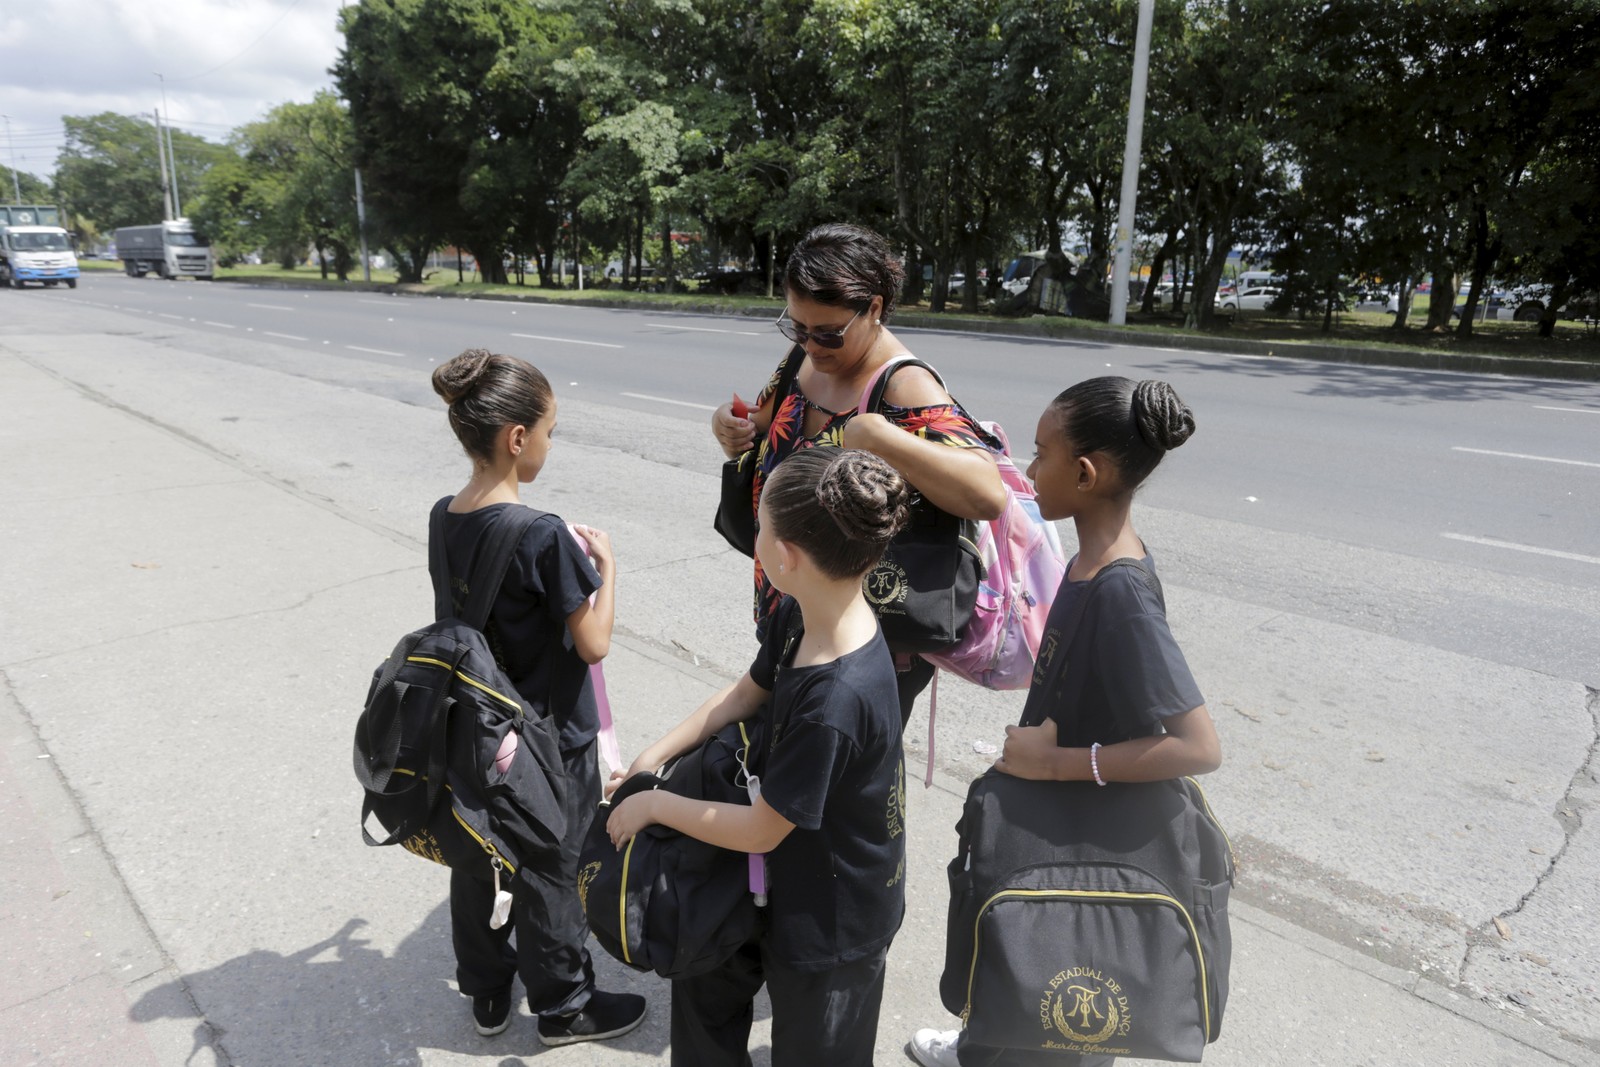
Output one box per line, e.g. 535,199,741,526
431,349,646,1046
607,446,910,1067
909,377,1223,1067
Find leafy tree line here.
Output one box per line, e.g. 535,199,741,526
34,0,1600,334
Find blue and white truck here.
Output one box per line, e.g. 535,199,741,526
0,204,80,289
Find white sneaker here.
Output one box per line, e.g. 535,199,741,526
907,1027,962,1067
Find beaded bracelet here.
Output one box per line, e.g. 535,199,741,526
1089,742,1107,787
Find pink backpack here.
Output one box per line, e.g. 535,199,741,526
856,358,1067,784
923,419,1066,690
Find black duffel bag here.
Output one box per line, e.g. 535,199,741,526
941,771,1235,1062
713,346,804,558
578,720,764,979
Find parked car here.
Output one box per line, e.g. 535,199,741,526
1218,286,1280,312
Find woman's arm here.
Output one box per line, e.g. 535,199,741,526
607,791,796,854
844,413,1006,520
565,525,614,663
606,671,770,795
993,705,1222,782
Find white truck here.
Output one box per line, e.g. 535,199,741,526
0,204,80,290
115,218,215,280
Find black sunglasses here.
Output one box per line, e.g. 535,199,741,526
774,307,865,349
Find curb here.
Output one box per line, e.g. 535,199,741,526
207,276,1600,384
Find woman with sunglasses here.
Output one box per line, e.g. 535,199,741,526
711,222,1007,723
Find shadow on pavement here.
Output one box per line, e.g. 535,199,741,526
127,906,671,1064
1155,354,1600,404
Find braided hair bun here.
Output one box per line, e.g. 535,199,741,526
1132,379,1196,452
815,450,912,545
432,347,496,405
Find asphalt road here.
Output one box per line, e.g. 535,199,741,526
4,280,1599,1058
47,271,1600,688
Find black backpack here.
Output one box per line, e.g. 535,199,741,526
940,772,1234,1062
353,500,567,881
577,719,764,979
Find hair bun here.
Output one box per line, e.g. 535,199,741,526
1132,380,1196,452
431,348,494,405
815,450,911,544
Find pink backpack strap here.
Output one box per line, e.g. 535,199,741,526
567,524,622,774
925,668,939,788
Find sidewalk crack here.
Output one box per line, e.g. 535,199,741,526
1458,686,1599,988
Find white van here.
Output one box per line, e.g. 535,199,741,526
0,224,80,289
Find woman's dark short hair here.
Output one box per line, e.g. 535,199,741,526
431,348,553,463
1047,376,1196,491
762,447,911,579
783,223,905,321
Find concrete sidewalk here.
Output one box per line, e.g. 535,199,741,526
1,332,1595,1066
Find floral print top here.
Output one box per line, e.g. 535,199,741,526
746,348,993,625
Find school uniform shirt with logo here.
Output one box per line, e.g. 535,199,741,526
747,598,907,970
1021,554,1204,745
439,503,601,753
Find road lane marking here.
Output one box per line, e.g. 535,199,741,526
646,322,763,336
264,331,308,341
346,345,406,358
202,321,236,329
159,313,185,320
358,299,396,307
248,303,294,311
511,333,623,349
1441,534,1600,566
1534,406,1600,415
620,392,716,411
1452,446,1600,470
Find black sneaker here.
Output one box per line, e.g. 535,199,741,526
472,992,513,1036
537,989,646,1046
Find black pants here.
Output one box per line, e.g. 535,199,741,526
450,739,599,1017
896,654,936,730
670,937,889,1067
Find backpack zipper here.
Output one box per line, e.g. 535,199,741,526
962,887,1210,1041
1184,776,1238,875
403,655,523,714
387,767,519,877
619,834,639,964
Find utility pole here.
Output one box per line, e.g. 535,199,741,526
1109,0,1156,326
0,115,20,202
153,111,174,220
156,74,181,217
354,168,370,281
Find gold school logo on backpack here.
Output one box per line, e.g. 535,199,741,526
1039,967,1133,1055
864,559,909,615
577,861,602,912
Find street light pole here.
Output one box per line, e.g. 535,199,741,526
354,167,371,281
156,74,182,217
153,110,174,221
1109,0,1156,326
1,115,21,202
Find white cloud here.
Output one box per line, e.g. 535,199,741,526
1,0,348,176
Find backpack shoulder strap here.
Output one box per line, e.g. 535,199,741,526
772,343,804,403
459,505,545,631
857,356,947,415
429,502,545,628
427,497,454,622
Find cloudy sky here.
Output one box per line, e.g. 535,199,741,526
2,0,349,178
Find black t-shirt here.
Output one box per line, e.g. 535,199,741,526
1020,554,1204,747
437,501,602,752
747,598,907,970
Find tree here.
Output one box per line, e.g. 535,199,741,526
55,112,219,232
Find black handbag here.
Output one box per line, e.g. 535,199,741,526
858,358,982,652
940,771,1235,1062
713,346,804,557
578,719,765,979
